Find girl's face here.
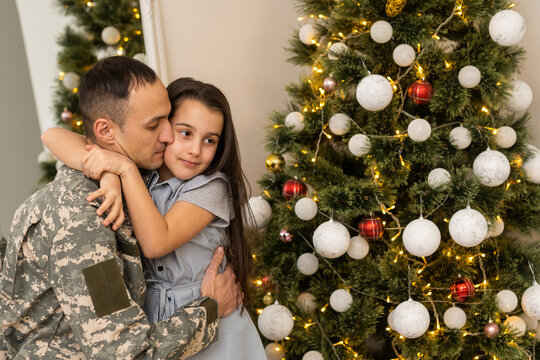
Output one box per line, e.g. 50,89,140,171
159,99,223,181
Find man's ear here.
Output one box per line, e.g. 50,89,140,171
94,118,117,145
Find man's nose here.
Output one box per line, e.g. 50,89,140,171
159,121,174,145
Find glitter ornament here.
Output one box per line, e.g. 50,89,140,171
37,150,56,164
391,299,430,339
495,290,518,313
61,108,73,123
328,113,351,135
282,179,307,200
303,351,324,360
257,304,294,341
313,220,350,258
285,111,305,132
386,0,407,17
356,75,394,111
443,306,467,329
519,312,538,331
347,235,369,260
504,315,527,336
263,292,274,305
521,281,540,320
370,20,393,44
101,26,121,45
506,80,533,112
428,168,451,190
523,145,540,184
484,321,499,338
244,196,272,230
265,153,285,173
295,197,318,221
402,217,441,257
358,216,384,240
62,72,80,90
329,289,353,312
489,10,526,46
407,80,433,105
323,76,337,93
407,118,431,142
450,276,475,302
296,292,317,313
495,126,517,148
279,228,293,243
328,42,348,60
449,126,472,150
261,276,273,291
449,206,488,247
299,23,318,45
393,44,415,67
265,342,285,360
458,65,481,88
473,148,511,187
487,216,505,237
297,253,319,275
348,134,371,157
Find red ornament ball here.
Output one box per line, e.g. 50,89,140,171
323,76,337,92
484,322,499,338
407,80,434,105
61,108,73,123
358,216,384,240
261,275,273,291
282,179,307,200
279,228,294,243
450,276,475,302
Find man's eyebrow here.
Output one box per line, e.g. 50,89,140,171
145,116,167,125
174,122,221,137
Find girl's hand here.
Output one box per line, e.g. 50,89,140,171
82,145,135,180
87,172,125,230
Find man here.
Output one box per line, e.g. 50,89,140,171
0,56,239,359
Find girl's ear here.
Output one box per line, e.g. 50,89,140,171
93,118,116,145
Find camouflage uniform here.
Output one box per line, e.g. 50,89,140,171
0,167,218,359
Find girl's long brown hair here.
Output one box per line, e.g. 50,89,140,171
167,77,254,306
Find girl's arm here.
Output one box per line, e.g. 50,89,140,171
84,148,215,258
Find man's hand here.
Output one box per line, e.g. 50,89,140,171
201,247,242,318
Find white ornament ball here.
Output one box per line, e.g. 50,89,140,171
329,289,353,313
348,134,371,157
519,312,538,331
402,217,441,257
356,75,394,111
37,149,57,164
296,292,317,313
393,44,416,67
285,111,305,132
101,25,121,45
503,315,527,336
347,235,369,260
428,168,451,190
265,342,285,360
495,126,517,149
496,290,518,313
282,152,297,167
449,206,488,247
392,299,431,339
408,118,431,142
521,282,540,320
487,216,505,237
257,304,294,341
299,23,318,45
62,72,80,90
303,351,324,360
523,145,540,184
313,220,350,258
473,148,511,187
295,197,318,221
458,65,482,88
387,310,396,330
489,10,526,47
329,113,351,135
506,80,533,112
370,20,393,44
443,306,467,329
244,196,272,230
55,160,65,171
328,42,348,60
133,52,147,64
449,126,472,150
297,253,319,275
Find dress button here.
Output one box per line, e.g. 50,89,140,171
157,265,164,271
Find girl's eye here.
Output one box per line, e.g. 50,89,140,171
204,138,217,145
179,130,191,137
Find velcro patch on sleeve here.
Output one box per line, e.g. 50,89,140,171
82,258,131,317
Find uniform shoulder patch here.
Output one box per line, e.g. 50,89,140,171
82,258,131,317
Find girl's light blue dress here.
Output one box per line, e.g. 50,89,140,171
142,171,265,360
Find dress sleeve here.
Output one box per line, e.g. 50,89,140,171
48,211,218,359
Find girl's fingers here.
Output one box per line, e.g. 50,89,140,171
87,189,105,202
97,196,113,218
112,210,125,231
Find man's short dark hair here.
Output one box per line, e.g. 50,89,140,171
79,56,158,141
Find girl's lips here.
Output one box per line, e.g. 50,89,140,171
181,159,197,167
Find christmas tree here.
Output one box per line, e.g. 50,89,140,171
39,0,145,184
249,1,540,359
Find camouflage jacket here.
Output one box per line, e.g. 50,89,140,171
0,167,217,359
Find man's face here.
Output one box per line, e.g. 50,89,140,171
113,80,173,170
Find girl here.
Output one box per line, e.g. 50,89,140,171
43,77,266,360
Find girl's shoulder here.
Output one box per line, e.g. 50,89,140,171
180,171,229,193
